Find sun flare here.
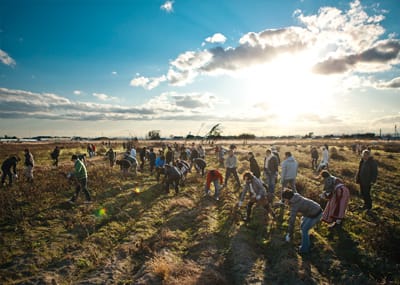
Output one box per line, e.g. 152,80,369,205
240,53,337,125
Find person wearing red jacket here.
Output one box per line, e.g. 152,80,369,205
205,169,223,200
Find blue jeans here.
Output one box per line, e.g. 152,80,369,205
264,171,276,193
205,180,221,199
224,167,240,186
299,212,322,253
282,179,296,192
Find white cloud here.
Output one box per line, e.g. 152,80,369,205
160,1,174,13
92,93,118,101
73,90,82,95
144,0,396,87
205,33,227,44
112,71,117,75
130,75,167,90
0,49,16,67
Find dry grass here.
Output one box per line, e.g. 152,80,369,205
0,139,399,284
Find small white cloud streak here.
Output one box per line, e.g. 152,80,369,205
0,49,16,67
92,93,118,101
130,75,167,90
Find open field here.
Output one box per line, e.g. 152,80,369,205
0,139,399,284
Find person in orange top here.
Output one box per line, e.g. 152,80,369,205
205,169,223,200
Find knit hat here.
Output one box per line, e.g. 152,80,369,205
324,176,336,193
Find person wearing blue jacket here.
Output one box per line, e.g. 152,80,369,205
155,155,165,182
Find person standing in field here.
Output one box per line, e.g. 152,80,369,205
223,149,241,189
204,169,224,200
148,148,157,174
155,154,166,182
68,155,91,204
281,152,298,193
317,145,329,172
319,170,350,229
248,152,261,179
165,146,175,165
51,146,60,167
311,146,319,170
23,148,34,183
139,147,147,171
263,149,279,195
356,149,378,212
105,148,116,169
189,144,199,169
1,155,20,187
218,146,225,168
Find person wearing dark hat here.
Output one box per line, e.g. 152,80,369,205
1,155,20,186
282,188,322,254
319,170,350,229
356,149,378,211
68,154,91,204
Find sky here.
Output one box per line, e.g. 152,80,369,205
0,0,399,138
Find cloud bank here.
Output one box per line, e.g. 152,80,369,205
0,88,218,121
132,0,399,90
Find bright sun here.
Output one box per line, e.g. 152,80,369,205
241,53,336,125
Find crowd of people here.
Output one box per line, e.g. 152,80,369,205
0,141,379,255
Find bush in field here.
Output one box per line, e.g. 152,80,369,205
346,181,359,196
377,160,397,172
330,147,346,161
341,167,355,178
383,144,400,153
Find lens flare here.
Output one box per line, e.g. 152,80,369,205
95,207,107,217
